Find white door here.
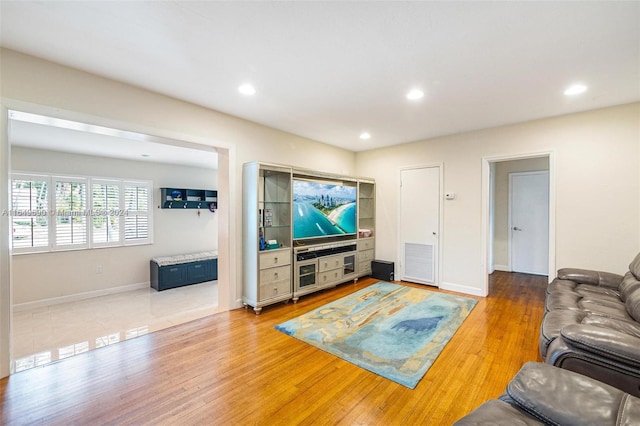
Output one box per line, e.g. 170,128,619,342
509,171,549,275
399,166,440,286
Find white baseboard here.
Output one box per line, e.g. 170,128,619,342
493,264,511,272
13,281,150,312
440,281,486,297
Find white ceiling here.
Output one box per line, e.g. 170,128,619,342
9,113,218,169
1,1,639,152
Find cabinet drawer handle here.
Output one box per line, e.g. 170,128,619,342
274,257,278,263
170,268,179,272
274,272,278,278
273,286,278,294
194,264,202,268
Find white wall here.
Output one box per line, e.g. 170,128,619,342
10,147,218,305
492,157,549,270
356,102,640,295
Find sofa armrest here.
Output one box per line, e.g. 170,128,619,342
559,324,640,367
557,268,623,288
507,362,640,425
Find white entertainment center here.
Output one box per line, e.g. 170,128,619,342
242,162,375,314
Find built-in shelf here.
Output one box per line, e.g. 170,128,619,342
160,187,217,210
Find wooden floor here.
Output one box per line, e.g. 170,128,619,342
1,272,547,425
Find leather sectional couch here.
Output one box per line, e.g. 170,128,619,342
540,253,640,396
453,362,640,425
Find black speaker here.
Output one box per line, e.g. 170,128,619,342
371,260,394,281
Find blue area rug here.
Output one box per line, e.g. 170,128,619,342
275,282,477,389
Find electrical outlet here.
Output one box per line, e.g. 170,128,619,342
96,265,103,274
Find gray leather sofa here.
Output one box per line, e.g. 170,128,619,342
539,253,640,396
453,362,640,425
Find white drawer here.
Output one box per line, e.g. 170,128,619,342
318,254,343,272
357,238,375,252
259,278,291,300
260,265,291,284
318,268,342,285
259,250,291,269
359,261,372,275
359,249,374,263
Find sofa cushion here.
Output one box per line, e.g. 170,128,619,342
547,278,620,298
545,291,626,314
545,291,581,311
582,314,640,339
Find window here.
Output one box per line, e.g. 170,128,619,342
54,177,88,249
124,182,151,244
10,175,49,251
10,173,153,254
92,180,121,245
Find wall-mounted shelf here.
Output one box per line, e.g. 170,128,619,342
160,187,217,210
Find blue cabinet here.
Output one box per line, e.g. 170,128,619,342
150,257,218,291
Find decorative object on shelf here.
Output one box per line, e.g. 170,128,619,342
264,208,273,227
358,228,372,238
161,187,217,210
275,281,477,389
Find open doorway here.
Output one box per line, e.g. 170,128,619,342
5,110,226,373
483,153,555,296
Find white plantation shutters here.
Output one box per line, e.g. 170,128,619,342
92,180,121,245
124,182,151,244
11,173,153,254
11,175,49,252
54,178,88,248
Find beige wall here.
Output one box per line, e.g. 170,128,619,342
356,102,640,294
492,157,549,270
10,147,218,305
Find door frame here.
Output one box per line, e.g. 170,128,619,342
397,163,444,287
0,98,237,377
481,151,556,296
508,170,550,274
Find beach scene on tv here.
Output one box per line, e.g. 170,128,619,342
293,180,357,240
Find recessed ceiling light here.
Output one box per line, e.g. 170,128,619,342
238,84,256,96
360,132,371,140
564,84,588,96
406,89,424,100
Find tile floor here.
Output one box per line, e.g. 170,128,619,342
12,281,220,372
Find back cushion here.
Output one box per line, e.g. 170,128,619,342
629,252,640,280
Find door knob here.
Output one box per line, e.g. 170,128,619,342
513,226,522,231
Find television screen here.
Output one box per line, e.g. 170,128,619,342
293,179,357,240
